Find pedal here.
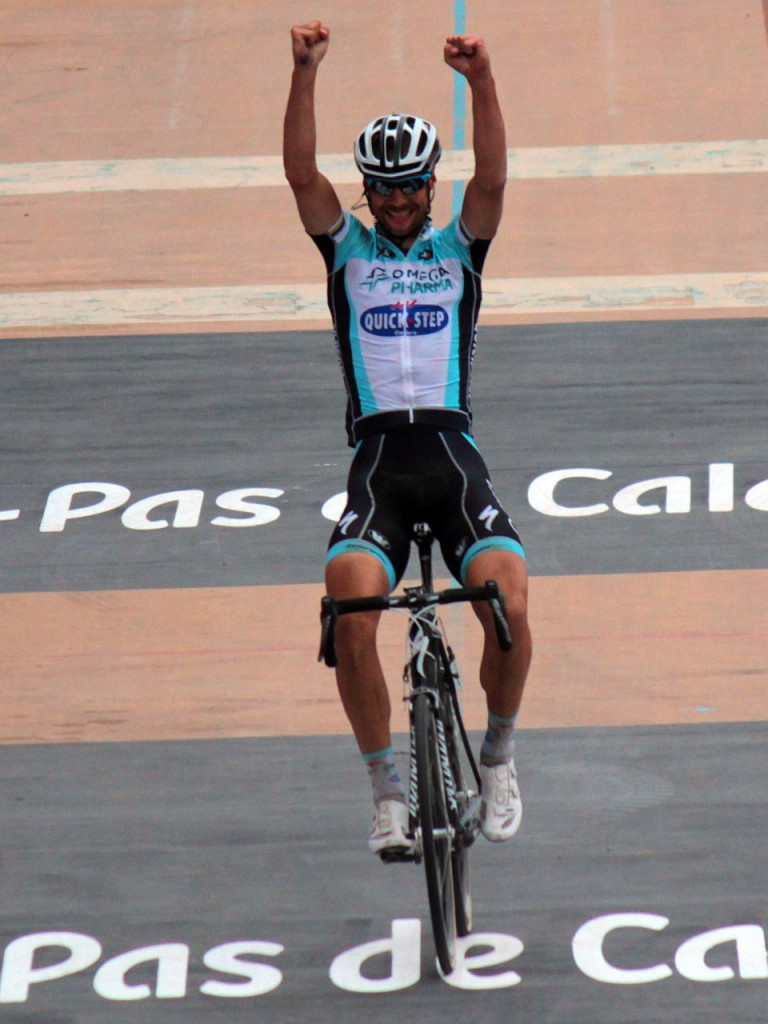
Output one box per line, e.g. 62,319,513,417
379,845,418,864
458,827,478,850
458,796,482,846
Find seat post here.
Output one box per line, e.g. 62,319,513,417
413,522,435,591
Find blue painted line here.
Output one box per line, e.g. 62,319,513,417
451,0,467,215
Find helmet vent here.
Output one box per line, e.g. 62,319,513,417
354,113,441,179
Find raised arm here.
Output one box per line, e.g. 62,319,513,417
444,35,507,240
283,21,343,235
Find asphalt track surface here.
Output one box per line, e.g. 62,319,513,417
2,2,768,1021
1,722,765,1022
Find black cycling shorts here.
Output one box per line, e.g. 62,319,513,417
326,426,525,588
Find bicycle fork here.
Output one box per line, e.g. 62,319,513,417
406,691,459,857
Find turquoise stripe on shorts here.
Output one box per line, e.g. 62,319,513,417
326,538,397,591
460,536,526,583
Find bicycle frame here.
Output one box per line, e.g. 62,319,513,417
403,581,478,847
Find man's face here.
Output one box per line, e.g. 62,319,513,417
365,175,435,248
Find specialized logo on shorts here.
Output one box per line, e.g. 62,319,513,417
360,301,449,337
479,504,500,531
338,510,359,536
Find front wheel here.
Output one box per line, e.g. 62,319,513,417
449,729,473,937
414,692,457,974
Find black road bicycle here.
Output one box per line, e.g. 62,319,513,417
318,523,512,974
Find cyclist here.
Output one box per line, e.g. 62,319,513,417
284,21,532,854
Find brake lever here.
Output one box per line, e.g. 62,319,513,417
485,581,513,652
318,596,338,667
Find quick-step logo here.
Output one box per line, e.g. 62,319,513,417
361,300,449,337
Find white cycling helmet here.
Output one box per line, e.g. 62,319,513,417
354,113,441,179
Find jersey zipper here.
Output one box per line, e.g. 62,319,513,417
400,330,416,413
399,296,418,413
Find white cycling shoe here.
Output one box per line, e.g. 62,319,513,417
368,798,413,855
480,759,522,841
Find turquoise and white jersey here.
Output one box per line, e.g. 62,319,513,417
312,211,490,445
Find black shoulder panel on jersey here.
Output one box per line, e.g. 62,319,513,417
468,237,491,274
310,232,336,273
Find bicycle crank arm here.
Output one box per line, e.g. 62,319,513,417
457,795,482,846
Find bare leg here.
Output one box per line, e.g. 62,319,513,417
325,551,392,755
465,549,531,840
465,550,532,717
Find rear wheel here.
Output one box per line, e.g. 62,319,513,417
414,692,456,974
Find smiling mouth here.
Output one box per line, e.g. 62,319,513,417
375,204,426,244
384,208,416,227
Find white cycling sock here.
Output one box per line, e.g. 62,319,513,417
480,710,517,766
363,747,406,806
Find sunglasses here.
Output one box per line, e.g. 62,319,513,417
364,173,432,197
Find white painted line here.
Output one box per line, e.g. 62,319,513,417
481,272,768,313
2,272,768,329
1,140,767,196
0,509,21,522
0,284,329,327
